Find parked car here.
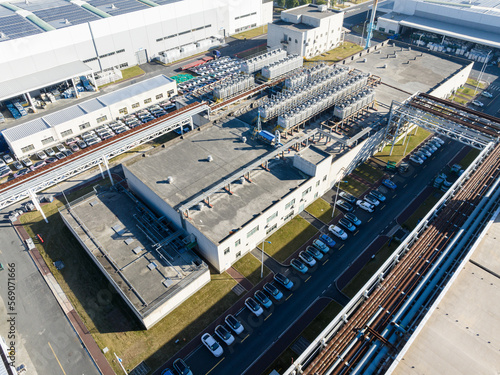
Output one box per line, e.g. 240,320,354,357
0,166,11,177
115,126,127,134
382,179,397,190
418,148,432,157
21,158,33,167
409,154,424,165
225,314,244,334
3,154,13,163
201,333,223,357
141,115,155,123
0,159,5,168
319,233,336,248
364,195,380,207
414,150,427,160
30,160,46,171
55,152,65,160
345,212,362,226
291,258,309,274
481,91,493,98
151,109,167,118
36,150,47,160
369,190,386,202
64,137,78,145
274,273,293,290
337,199,354,212
328,225,348,240
428,139,441,148
432,137,445,145
312,239,330,253
70,143,79,152
14,168,29,178
55,143,67,152
215,325,235,346
299,251,316,267
254,290,273,308
263,282,283,301
339,191,356,204
12,161,23,170
305,246,323,261
471,100,483,107
62,150,73,157
356,200,374,212
424,143,437,152
161,368,175,375
172,358,193,375
45,148,56,157
245,297,263,316
338,218,356,232
45,157,58,164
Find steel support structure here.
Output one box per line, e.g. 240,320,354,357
0,104,206,210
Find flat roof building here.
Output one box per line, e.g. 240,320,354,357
59,188,210,329
267,4,344,58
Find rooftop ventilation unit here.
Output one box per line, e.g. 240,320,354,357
111,3,117,9
64,19,70,25
207,155,213,162
166,176,173,183
318,4,327,12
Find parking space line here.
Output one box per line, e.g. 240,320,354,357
264,313,273,321
285,293,293,301
339,244,345,250
323,259,329,265
206,357,225,375
423,165,427,169
48,342,67,375
380,205,385,210
305,275,311,283
392,194,397,198
414,173,418,177
353,230,359,236
368,217,373,222
241,334,249,343
403,183,408,188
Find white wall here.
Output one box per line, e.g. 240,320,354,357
429,62,473,99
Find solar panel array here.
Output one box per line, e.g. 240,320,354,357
152,0,183,5
89,0,150,16
33,4,100,27
0,14,43,41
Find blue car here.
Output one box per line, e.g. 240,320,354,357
291,258,308,274
274,273,294,290
263,282,283,301
305,246,323,261
254,290,273,308
319,234,336,248
382,179,397,190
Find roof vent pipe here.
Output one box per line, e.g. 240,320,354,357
166,176,173,183
207,155,213,162
111,3,117,9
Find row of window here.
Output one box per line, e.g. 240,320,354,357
83,49,125,64
235,12,256,20
234,23,257,34
156,25,212,42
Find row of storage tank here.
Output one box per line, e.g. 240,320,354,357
285,63,346,89
240,48,287,74
276,82,373,129
258,70,366,120
213,74,255,101
261,54,303,80
333,89,375,119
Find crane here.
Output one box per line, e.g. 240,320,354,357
364,0,379,49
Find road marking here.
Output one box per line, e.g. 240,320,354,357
392,194,397,198
323,259,329,265
264,313,273,321
403,183,408,188
368,217,373,222
423,164,427,169
305,275,311,283
339,244,345,250
380,205,385,210
206,357,225,375
48,342,67,375
241,334,249,343
285,293,293,301
414,173,418,177
353,230,359,236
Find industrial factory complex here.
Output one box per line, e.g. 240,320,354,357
1,1,500,375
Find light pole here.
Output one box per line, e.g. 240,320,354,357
332,167,348,218
361,20,368,46
261,240,271,278
474,50,492,96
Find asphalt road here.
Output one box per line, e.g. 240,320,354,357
0,222,99,375
179,138,464,375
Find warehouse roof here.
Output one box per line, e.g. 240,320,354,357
411,0,500,15
2,117,50,142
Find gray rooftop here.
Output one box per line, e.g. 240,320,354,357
284,4,339,19
390,211,500,375
1,117,50,142
273,20,315,31
60,189,207,317
412,0,500,15
297,146,330,165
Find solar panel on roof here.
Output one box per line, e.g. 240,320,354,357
33,4,99,27
88,0,150,16
0,14,43,41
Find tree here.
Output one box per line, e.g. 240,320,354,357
286,0,300,8
277,0,286,8
316,0,327,4
300,0,312,4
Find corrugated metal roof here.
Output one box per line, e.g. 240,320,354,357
98,75,174,106
0,60,92,101
2,117,51,142
44,105,87,126
78,98,106,113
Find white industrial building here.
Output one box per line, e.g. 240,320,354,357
377,0,500,58
0,0,272,106
267,4,344,58
2,74,177,158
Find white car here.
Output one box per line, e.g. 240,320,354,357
409,154,424,165
215,325,235,346
424,143,437,152
328,225,348,240
225,314,244,335
481,91,493,98
201,333,223,357
3,154,13,164
0,159,5,168
245,297,263,317
36,150,47,160
299,251,316,267
471,100,484,107
55,143,67,152
45,148,56,157
428,139,441,148
356,200,374,212
432,137,445,145
364,195,380,207
418,148,432,157
21,158,33,167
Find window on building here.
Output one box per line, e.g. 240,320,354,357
389,29,395,34
323,175,327,181
96,115,107,123
314,192,319,199
235,239,241,247
156,93,163,100
168,89,175,97
60,129,73,138
118,107,128,115
79,123,91,131
21,144,35,153
144,98,152,104
247,225,259,238
266,223,277,235
236,251,241,258
316,180,320,187
224,247,230,255
83,57,97,63
289,37,292,41
178,30,190,36
302,187,312,197
284,211,294,221
116,49,125,54
285,199,295,210
295,39,298,43
119,62,129,69
267,211,278,223
156,38,163,42
379,27,386,32
41,136,55,145
132,102,140,109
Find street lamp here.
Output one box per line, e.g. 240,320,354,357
332,167,348,218
474,50,492,96
261,240,272,278
361,20,368,46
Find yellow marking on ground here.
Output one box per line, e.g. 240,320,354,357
380,205,386,210
265,313,273,321
339,244,345,250
323,259,329,265
368,217,373,222
206,358,225,375
305,276,311,283
48,342,67,375
286,293,293,301
241,334,249,343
